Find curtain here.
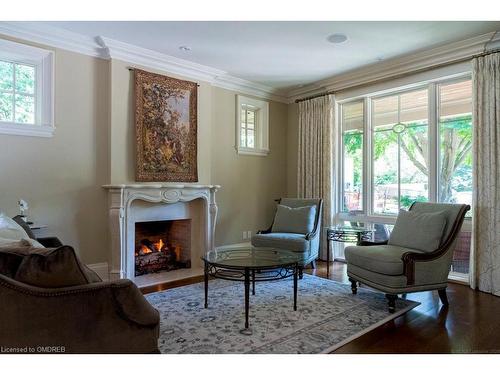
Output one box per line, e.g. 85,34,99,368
297,94,335,260
470,52,500,295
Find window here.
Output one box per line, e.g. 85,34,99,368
341,101,364,212
438,80,473,208
0,62,36,124
338,75,473,278
240,105,256,148
372,89,429,214
0,38,54,137
236,95,269,156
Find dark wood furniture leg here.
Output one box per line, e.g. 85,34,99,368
244,268,250,329
386,294,397,313
349,277,357,294
293,264,298,311
252,269,255,295
204,262,208,308
298,266,303,280
438,288,449,306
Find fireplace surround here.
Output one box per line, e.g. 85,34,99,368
103,184,219,285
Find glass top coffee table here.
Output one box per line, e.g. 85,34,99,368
202,246,301,334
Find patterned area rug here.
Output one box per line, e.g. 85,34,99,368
146,274,419,354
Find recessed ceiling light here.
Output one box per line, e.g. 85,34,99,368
179,46,191,51
327,33,348,44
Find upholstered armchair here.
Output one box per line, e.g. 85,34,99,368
251,198,323,275
345,202,470,312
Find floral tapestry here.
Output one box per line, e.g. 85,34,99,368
135,69,198,182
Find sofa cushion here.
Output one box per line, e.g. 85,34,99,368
14,245,102,288
345,244,424,275
12,215,37,239
347,264,408,289
251,232,310,253
0,212,31,241
388,209,447,252
272,204,316,234
0,239,32,278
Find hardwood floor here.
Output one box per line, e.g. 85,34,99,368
141,261,500,354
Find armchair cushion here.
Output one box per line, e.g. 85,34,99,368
272,204,317,234
11,245,101,288
388,209,447,252
345,244,424,275
251,232,310,253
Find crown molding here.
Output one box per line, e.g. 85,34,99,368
0,22,287,103
2,22,496,105
97,36,288,103
287,31,500,103
0,21,105,59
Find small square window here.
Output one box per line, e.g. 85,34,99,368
236,95,269,156
0,39,54,137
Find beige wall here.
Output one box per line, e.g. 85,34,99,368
0,35,110,264
108,59,213,184
0,35,292,265
211,87,288,245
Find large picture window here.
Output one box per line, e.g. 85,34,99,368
339,76,472,216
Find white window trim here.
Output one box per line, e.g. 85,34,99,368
0,38,54,138
235,94,269,156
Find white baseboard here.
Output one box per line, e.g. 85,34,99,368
215,242,252,250
87,262,109,281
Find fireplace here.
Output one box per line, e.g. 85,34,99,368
103,184,219,284
134,219,192,276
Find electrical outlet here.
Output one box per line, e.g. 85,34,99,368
243,231,247,240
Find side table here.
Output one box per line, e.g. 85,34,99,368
325,226,374,278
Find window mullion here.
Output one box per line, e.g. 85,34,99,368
365,98,375,216
12,64,16,122
429,83,438,203
365,97,371,216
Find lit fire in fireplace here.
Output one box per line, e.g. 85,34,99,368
135,238,167,256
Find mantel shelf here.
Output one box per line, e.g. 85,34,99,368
102,184,221,190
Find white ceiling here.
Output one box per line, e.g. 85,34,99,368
42,21,500,91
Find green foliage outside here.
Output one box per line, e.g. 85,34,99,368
0,61,35,124
343,115,473,205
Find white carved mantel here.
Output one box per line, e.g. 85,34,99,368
103,184,220,281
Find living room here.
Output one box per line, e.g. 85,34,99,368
1,0,500,372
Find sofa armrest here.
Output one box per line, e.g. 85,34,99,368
0,275,159,353
36,236,63,247
112,280,159,327
401,248,451,285
257,226,273,235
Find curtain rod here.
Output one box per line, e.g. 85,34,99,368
294,44,500,104
294,91,334,104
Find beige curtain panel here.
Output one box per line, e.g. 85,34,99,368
297,94,335,260
471,52,500,296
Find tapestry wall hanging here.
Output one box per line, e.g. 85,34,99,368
135,68,198,182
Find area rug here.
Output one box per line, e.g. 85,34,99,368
145,274,419,354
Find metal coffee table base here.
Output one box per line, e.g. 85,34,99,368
203,262,299,332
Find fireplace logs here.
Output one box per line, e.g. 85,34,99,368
134,219,191,277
